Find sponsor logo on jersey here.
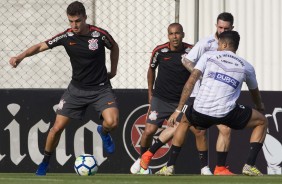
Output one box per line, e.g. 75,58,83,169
163,57,172,61
67,32,74,37
48,34,67,45
88,39,98,51
69,42,76,46
214,72,239,89
91,31,100,37
123,105,172,169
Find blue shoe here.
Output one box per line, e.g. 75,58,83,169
97,125,115,154
36,161,49,176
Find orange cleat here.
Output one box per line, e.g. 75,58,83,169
140,150,153,170
214,166,235,175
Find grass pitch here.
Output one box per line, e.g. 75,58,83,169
0,173,281,184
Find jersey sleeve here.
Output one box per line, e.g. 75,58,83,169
185,40,207,63
245,63,258,89
45,31,68,49
101,30,116,49
149,47,160,69
194,53,208,73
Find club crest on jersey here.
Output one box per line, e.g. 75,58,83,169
91,31,100,37
88,39,98,51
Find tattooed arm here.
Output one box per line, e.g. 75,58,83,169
176,69,202,111
168,69,202,126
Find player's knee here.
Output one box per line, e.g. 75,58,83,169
260,116,268,130
193,129,206,137
49,126,64,136
104,117,119,129
218,125,231,136
143,126,157,138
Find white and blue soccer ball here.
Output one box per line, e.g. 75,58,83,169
74,154,99,176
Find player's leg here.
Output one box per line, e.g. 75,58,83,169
242,108,268,176
132,97,174,173
140,124,177,170
36,114,70,176
190,126,212,175
214,124,234,175
155,115,190,175
98,107,119,154
95,86,119,154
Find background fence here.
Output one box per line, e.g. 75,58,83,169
1,0,282,90
0,0,176,89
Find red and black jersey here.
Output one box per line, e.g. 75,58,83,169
150,42,193,103
45,25,116,90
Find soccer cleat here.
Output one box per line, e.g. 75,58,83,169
140,150,153,170
201,166,213,175
155,165,175,176
214,165,235,175
35,161,49,176
130,158,141,174
137,168,152,174
97,125,115,154
242,164,263,176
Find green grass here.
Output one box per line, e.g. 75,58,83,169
0,173,282,184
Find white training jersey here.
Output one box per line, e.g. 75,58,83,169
185,34,218,97
194,50,258,117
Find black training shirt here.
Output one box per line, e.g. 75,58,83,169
46,25,115,90
149,42,193,103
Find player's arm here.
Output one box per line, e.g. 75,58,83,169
249,88,265,113
108,41,119,79
9,42,49,68
181,56,195,73
147,67,155,104
168,69,202,125
177,69,202,111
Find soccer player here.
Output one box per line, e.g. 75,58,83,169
130,23,212,175
161,30,268,176
9,1,119,176
181,12,235,175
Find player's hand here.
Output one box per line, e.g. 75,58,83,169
255,102,265,113
9,57,22,68
168,111,180,127
107,72,116,79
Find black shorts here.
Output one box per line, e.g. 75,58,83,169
186,103,252,130
56,83,118,120
147,96,194,127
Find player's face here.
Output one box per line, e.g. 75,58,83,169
216,19,233,37
168,26,184,50
67,14,87,34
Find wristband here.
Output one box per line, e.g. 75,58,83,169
175,109,181,113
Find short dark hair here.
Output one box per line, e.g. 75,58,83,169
66,1,86,16
218,31,240,51
168,23,184,33
217,12,234,25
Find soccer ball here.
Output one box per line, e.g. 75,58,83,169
74,154,98,176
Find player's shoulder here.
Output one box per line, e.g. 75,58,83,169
88,25,111,36
152,42,170,53
198,34,217,45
